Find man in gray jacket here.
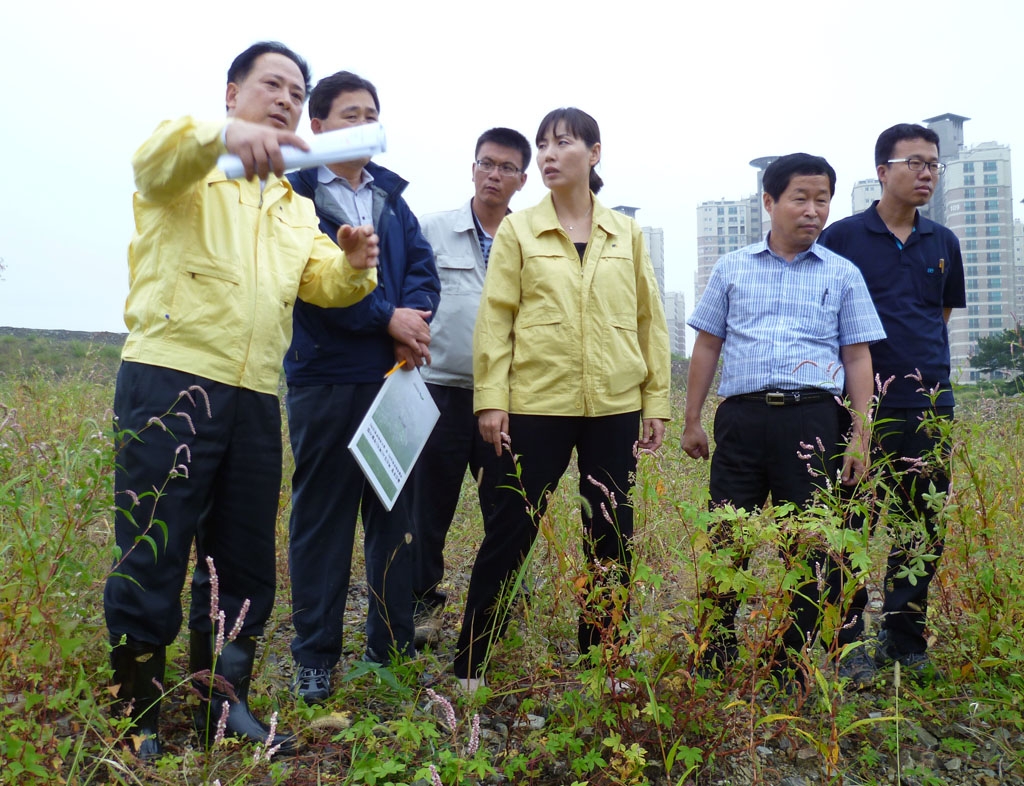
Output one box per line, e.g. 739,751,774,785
410,127,530,647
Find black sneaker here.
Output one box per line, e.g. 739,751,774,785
873,631,933,678
837,645,878,690
293,664,331,704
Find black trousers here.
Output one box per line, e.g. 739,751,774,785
104,362,281,646
287,383,414,669
706,397,844,657
843,406,952,655
453,411,640,678
409,384,502,613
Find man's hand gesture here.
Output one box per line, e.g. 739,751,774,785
338,225,379,270
224,120,308,181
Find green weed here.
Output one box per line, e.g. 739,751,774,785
1,350,1023,783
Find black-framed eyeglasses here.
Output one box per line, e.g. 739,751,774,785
887,158,946,175
475,159,522,177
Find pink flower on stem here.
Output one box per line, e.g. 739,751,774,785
214,610,226,657
228,599,250,642
467,713,481,756
253,711,282,763
213,701,230,747
425,687,457,731
146,416,169,433
206,556,221,624
181,385,213,418
173,410,196,435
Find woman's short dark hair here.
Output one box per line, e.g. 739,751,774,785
762,153,836,200
227,42,312,101
536,108,604,194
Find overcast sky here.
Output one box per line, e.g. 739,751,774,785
2,0,1021,333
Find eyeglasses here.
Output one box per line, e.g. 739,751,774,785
887,158,946,175
475,159,522,177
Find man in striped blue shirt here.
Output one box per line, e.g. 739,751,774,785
682,153,885,690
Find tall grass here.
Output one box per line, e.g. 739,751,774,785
2,360,1023,784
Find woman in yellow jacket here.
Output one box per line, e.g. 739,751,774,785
453,108,671,690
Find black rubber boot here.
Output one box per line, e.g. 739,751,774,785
190,631,296,754
109,638,165,759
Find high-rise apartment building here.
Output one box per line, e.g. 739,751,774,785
851,179,881,215
643,226,666,300
924,113,1015,382
694,157,776,302
612,206,665,298
611,205,671,346
694,195,760,301
922,113,969,224
1013,218,1024,323
663,290,687,356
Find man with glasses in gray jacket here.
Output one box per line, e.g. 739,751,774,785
410,127,530,648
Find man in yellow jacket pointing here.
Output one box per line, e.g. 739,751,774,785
103,41,378,759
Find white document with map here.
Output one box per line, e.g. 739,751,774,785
348,365,440,511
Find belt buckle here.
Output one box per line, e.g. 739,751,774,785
765,391,786,406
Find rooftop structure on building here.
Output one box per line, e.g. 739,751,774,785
922,113,970,223
611,205,640,219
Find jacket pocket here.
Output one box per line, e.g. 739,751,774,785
915,262,944,307
269,208,317,307
594,252,639,315
167,256,243,355
510,309,567,398
604,315,647,396
436,252,478,295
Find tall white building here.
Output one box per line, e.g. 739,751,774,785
694,157,776,303
1013,218,1024,323
643,226,666,300
694,196,759,301
924,122,1015,382
663,291,687,356
851,179,881,215
611,206,671,347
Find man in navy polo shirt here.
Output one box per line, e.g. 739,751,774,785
820,123,966,681
682,153,884,690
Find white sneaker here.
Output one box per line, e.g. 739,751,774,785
605,676,633,695
456,676,486,694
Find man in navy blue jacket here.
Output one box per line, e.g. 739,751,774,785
285,71,439,704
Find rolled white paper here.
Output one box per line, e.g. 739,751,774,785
217,122,387,179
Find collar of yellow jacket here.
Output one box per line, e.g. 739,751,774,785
528,192,627,238
206,167,294,210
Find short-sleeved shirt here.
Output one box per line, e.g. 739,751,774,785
688,237,885,398
819,202,965,408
